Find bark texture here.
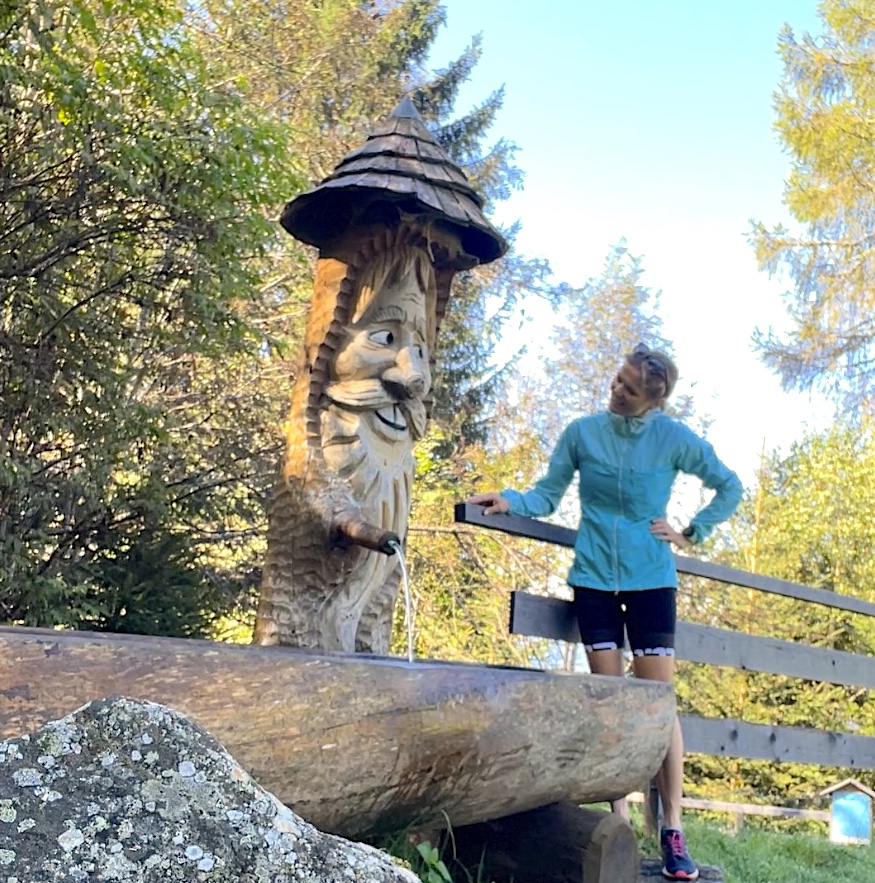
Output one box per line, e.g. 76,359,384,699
0,626,676,840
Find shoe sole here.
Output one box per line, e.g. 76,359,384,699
661,869,699,881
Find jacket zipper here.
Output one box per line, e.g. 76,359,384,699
614,438,624,592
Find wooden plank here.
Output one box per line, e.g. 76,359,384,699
456,502,576,546
456,504,875,618
510,591,579,642
678,621,875,689
676,555,875,618
353,134,419,157
627,792,830,822
415,137,449,162
335,155,474,197
680,715,875,770
429,178,471,223
509,592,875,689
319,171,378,189
639,858,724,881
339,153,427,177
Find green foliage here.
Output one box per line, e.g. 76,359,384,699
538,241,697,444
415,842,453,883
428,249,555,445
3,0,557,634
189,0,445,181
750,1,875,411
0,0,301,630
394,416,564,665
70,532,225,637
677,420,875,802
380,824,492,883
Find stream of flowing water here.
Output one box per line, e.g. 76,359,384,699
387,539,414,663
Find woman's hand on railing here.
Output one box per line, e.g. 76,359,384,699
467,492,510,516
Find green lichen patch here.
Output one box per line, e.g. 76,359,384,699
0,697,418,883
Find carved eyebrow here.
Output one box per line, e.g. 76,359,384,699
367,304,426,338
368,305,405,324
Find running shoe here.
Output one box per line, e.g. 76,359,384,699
660,828,699,881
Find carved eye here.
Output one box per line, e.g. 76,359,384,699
417,345,424,358
369,330,394,346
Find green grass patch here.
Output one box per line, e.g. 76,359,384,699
640,815,875,883
384,807,875,883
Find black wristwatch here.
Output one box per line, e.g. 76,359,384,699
682,525,697,543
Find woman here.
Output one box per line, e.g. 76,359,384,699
468,344,742,882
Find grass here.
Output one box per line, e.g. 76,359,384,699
639,813,875,883
385,807,875,883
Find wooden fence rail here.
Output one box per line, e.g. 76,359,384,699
454,503,875,772
626,792,830,824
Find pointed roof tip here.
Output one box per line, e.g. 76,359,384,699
279,91,508,265
390,95,422,120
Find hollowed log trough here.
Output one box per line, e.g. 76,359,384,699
0,626,674,842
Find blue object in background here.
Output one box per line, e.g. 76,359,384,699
831,791,871,844
822,778,875,846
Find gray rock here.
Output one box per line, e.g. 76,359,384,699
0,696,420,882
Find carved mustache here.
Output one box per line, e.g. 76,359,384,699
324,380,427,438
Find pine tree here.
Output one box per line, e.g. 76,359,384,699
543,241,694,438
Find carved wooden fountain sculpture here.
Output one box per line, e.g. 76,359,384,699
0,99,677,883
253,97,507,654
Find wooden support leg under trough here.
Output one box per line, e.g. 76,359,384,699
442,801,639,883
639,858,725,881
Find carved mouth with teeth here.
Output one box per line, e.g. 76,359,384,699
375,405,408,432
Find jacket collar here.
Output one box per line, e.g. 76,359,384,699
607,408,658,437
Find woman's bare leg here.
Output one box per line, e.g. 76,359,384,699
632,653,683,830
586,647,629,820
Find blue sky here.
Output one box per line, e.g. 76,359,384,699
427,0,833,486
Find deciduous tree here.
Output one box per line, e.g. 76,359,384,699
751,1,875,412
0,0,301,632
678,423,875,802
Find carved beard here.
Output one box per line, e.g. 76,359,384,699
319,388,417,539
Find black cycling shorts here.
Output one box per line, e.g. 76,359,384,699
572,586,676,657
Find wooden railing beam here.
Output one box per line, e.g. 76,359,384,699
455,504,875,618
509,591,875,690
455,503,875,771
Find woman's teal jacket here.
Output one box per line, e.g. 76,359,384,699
501,410,743,591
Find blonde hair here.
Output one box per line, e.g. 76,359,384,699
627,344,678,403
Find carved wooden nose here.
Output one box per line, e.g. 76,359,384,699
384,372,425,399
385,346,428,396
405,375,425,395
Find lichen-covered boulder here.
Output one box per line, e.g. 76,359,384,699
0,696,420,883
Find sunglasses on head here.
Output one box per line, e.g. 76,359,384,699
632,343,668,382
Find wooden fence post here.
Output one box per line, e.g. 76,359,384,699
643,780,663,837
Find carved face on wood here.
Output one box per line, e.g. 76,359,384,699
322,248,435,483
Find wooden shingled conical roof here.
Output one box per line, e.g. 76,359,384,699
280,97,508,266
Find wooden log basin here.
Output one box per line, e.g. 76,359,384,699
0,626,675,841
